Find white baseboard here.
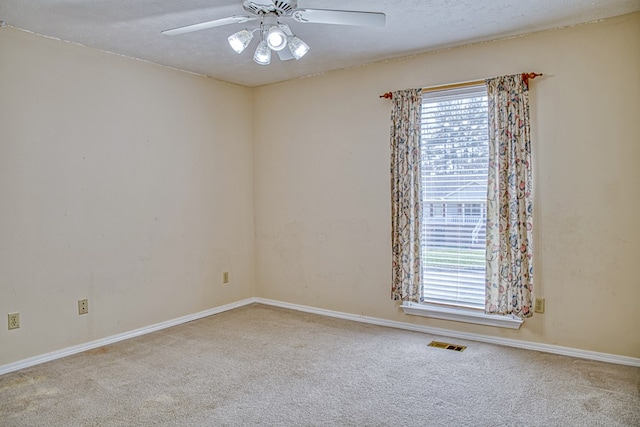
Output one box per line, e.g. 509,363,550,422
254,298,640,368
0,298,257,376
2,296,638,376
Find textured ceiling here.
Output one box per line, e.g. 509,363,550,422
1,0,639,87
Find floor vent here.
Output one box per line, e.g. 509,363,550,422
428,341,467,352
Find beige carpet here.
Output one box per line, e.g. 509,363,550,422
1,304,638,426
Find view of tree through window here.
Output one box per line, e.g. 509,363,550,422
420,85,489,309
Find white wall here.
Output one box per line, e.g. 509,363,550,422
0,28,255,365
253,13,640,358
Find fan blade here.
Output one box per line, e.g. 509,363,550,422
292,9,385,27
162,15,257,36
277,48,295,62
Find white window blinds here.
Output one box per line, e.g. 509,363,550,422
420,85,489,310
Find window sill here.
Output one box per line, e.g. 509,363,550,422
400,302,523,329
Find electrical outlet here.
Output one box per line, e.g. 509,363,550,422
534,298,545,314
78,298,89,315
8,313,20,330
223,272,229,284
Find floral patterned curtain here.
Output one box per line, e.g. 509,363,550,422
485,74,534,317
390,89,423,302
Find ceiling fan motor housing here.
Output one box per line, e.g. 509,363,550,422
243,0,297,16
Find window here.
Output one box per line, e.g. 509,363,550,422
420,85,488,310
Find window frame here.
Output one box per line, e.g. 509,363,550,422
419,84,488,310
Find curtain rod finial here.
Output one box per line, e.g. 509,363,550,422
380,92,393,99
522,72,543,88
523,72,543,79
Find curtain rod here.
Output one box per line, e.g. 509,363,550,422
379,72,543,99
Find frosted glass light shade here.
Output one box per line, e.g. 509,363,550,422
288,36,309,60
253,40,271,65
266,26,287,51
228,29,253,53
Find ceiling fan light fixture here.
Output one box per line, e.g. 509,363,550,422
266,25,287,51
253,40,271,65
163,1,387,68
228,29,254,53
288,36,309,60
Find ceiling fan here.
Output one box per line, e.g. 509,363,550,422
162,0,386,65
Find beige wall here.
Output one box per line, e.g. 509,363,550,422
0,28,255,365
254,13,640,358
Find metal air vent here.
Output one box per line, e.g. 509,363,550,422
428,341,467,352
